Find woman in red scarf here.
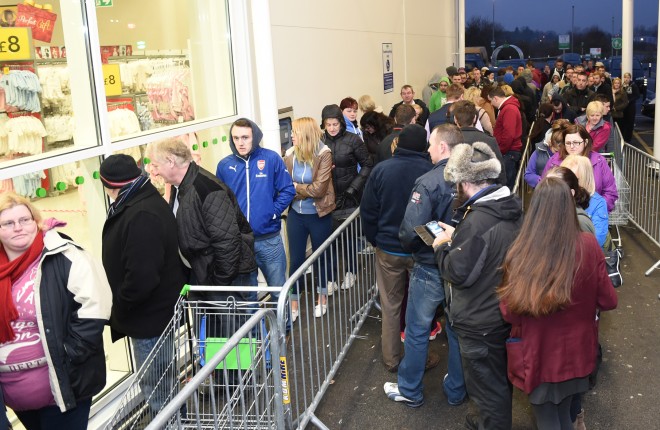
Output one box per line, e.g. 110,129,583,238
0,192,112,429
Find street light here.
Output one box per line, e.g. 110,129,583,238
491,0,495,50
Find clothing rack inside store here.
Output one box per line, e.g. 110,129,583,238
34,58,69,65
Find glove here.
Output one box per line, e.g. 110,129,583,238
344,187,360,207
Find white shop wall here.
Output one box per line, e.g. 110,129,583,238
269,0,458,119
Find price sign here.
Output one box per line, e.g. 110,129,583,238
0,27,33,61
102,64,122,96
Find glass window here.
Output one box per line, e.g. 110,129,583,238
0,1,99,170
94,0,236,144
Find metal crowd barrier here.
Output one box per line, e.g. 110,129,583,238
511,121,535,203
620,142,660,275
105,288,284,430
276,209,377,430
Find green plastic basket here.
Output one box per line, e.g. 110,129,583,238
204,337,257,370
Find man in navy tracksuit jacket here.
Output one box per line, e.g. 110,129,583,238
360,124,433,372
216,118,295,293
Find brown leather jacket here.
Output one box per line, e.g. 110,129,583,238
284,144,336,217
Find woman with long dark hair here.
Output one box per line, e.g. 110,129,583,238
497,177,617,430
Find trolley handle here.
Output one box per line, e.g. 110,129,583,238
179,284,282,296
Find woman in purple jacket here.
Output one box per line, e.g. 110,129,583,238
542,123,618,212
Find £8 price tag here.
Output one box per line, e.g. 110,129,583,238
0,28,33,61
102,64,122,96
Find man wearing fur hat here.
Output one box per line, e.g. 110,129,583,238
431,142,522,430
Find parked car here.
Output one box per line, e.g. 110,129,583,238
603,56,648,98
641,91,655,118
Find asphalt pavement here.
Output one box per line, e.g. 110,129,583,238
309,116,660,429
310,226,659,430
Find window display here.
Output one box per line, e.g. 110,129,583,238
0,0,244,426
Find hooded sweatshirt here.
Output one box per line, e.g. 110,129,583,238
216,119,296,238
429,77,450,113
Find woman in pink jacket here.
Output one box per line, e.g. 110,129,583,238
574,100,611,153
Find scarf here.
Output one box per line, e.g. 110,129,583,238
107,175,150,219
0,230,44,343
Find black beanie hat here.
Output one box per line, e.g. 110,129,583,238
396,124,428,153
99,154,141,189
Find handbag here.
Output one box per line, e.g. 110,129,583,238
604,247,622,288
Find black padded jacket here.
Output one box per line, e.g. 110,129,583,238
174,162,256,286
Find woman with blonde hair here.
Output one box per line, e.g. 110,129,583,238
0,192,112,429
574,100,611,152
284,117,336,319
498,176,617,430
358,94,383,114
463,86,494,135
561,154,610,250
610,77,629,133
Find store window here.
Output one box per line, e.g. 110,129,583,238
0,0,99,170
0,0,237,176
95,0,236,146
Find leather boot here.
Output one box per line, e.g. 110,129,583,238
573,408,586,430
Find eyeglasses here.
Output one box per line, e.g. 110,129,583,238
0,217,35,230
564,140,584,148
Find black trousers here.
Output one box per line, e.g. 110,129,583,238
457,327,512,430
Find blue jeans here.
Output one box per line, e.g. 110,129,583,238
16,398,91,430
255,234,287,299
230,270,259,302
132,336,173,415
397,263,466,404
287,210,333,300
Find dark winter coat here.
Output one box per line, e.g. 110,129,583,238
360,147,433,253
377,125,403,163
563,87,595,116
102,181,187,341
321,105,373,211
174,161,257,286
399,159,455,266
435,185,523,335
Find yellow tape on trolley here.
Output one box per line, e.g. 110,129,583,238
102,64,122,96
279,356,291,404
0,27,33,61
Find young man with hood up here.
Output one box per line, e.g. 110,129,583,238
216,118,296,292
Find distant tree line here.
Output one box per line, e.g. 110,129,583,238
466,16,657,62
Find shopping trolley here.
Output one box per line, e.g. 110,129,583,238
605,153,631,249
104,285,284,430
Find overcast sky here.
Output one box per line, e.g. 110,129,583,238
467,0,659,33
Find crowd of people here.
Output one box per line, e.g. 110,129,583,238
363,57,624,430
0,55,627,429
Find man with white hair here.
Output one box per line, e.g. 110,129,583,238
432,142,523,430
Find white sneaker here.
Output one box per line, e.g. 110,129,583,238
326,281,339,296
291,308,299,323
314,304,327,317
341,272,356,290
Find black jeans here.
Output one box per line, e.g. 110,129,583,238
16,398,91,430
503,150,522,190
457,328,512,430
